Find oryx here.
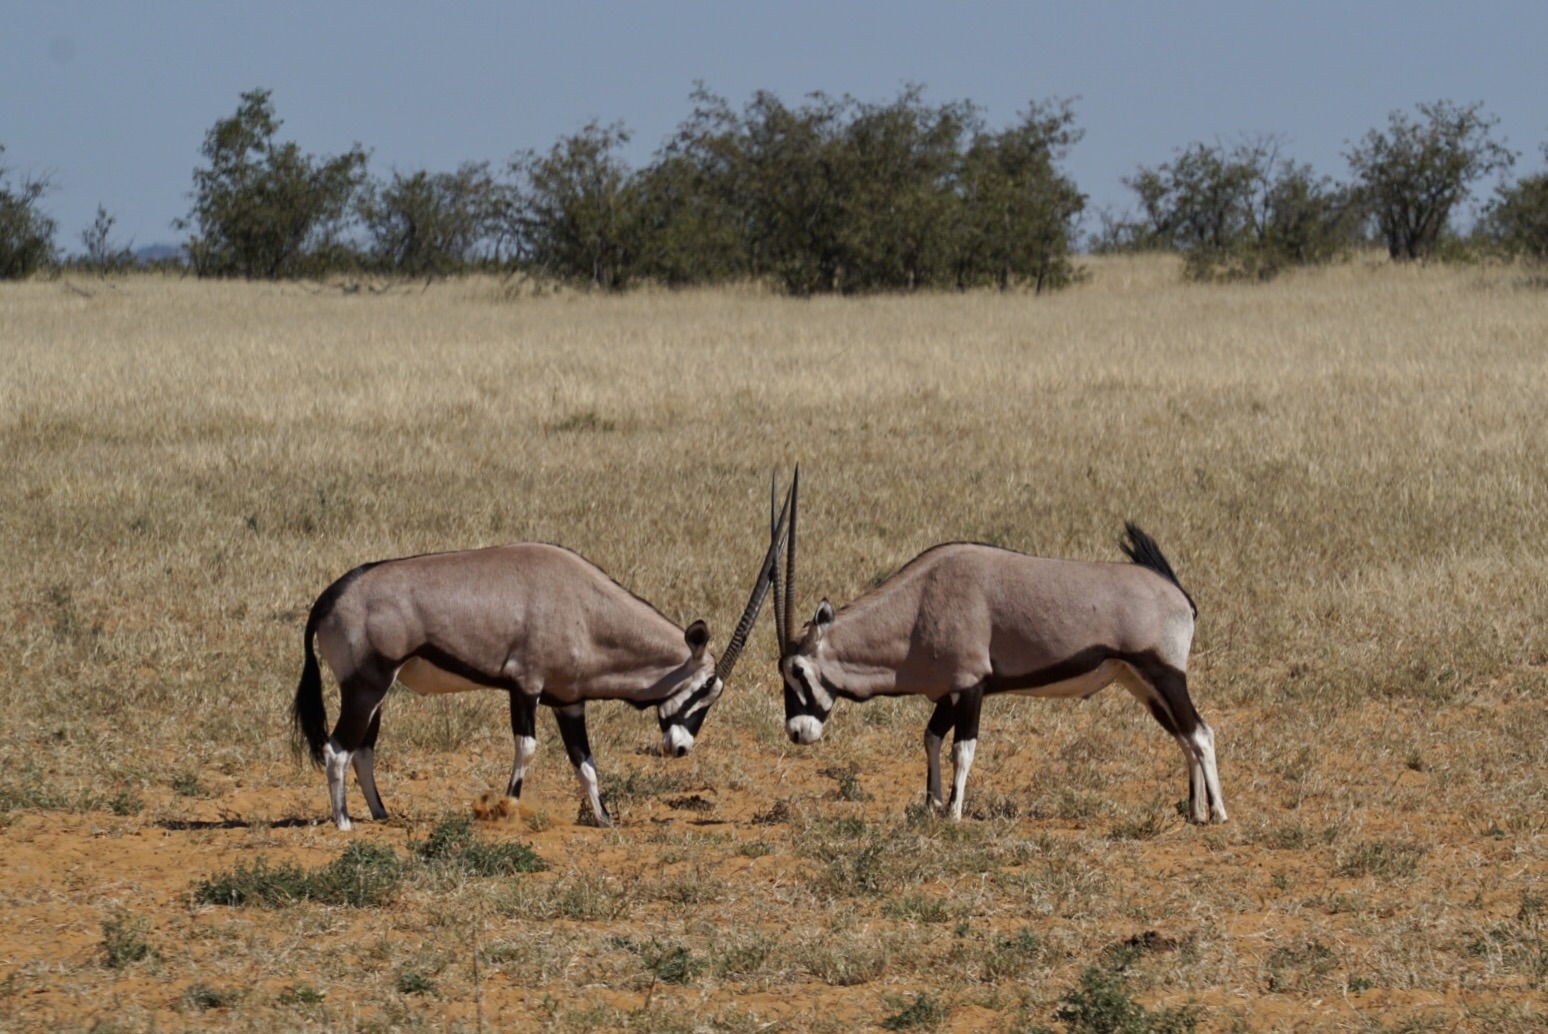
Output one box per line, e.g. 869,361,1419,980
293,491,791,830
768,470,1226,823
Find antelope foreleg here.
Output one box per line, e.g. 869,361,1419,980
924,696,955,811
554,703,612,828
506,691,539,802
947,685,985,821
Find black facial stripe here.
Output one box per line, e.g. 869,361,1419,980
818,673,849,704
659,680,717,729
794,667,832,720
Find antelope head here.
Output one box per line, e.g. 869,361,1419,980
657,476,795,757
767,467,833,745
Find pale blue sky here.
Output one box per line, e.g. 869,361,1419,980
3,1,1544,251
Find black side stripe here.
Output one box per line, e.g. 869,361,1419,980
394,645,522,693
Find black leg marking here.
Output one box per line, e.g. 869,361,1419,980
553,705,595,770
353,708,389,820
330,670,391,752
924,696,955,808
553,704,611,827
952,684,984,743
325,661,394,829
506,691,539,799
362,708,383,750
1120,659,1215,821
947,684,985,812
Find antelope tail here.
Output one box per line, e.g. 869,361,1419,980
292,570,359,768
1120,522,1197,617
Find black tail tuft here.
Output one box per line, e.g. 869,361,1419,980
292,598,330,768
291,571,357,768
1120,522,1197,617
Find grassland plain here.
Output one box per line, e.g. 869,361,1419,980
1,256,1546,1032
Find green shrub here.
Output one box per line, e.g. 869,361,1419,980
193,841,403,908
415,815,545,876
883,992,948,1030
100,910,153,968
1026,964,1197,1034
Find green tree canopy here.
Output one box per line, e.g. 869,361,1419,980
957,99,1087,292
359,162,509,276
1345,100,1514,261
1111,136,1358,280
179,89,368,278
0,144,58,279
510,120,640,290
1481,144,1548,263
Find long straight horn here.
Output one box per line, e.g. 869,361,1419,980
769,470,785,656
716,479,794,682
781,464,799,655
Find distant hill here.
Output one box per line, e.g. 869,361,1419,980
135,243,186,265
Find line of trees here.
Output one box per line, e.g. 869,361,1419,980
1095,101,1539,280
4,90,1548,288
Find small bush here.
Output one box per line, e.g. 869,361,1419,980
171,770,206,798
835,771,872,803
277,982,325,1006
882,992,948,1031
980,927,1045,981
797,934,890,986
415,815,545,876
1265,939,1338,993
193,857,312,907
1039,964,1198,1034
107,789,144,817
1334,839,1425,879
882,894,955,924
614,936,702,985
193,842,403,908
396,968,438,996
100,910,153,968
183,983,241,1011
1109,798,1174,841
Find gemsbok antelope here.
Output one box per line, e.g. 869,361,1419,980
293,488,792,830
767,471,1226,823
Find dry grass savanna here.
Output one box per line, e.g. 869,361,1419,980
2,256,1546,1032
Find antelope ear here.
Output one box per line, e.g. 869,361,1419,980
685,619,710,657
813,600,835,635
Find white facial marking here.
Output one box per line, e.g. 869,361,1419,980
663,724,696,756
786,715,824,744
785,666,807,706
791,659,833,711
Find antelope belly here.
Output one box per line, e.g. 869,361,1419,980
396,657,487,695
1006,659,1123,700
